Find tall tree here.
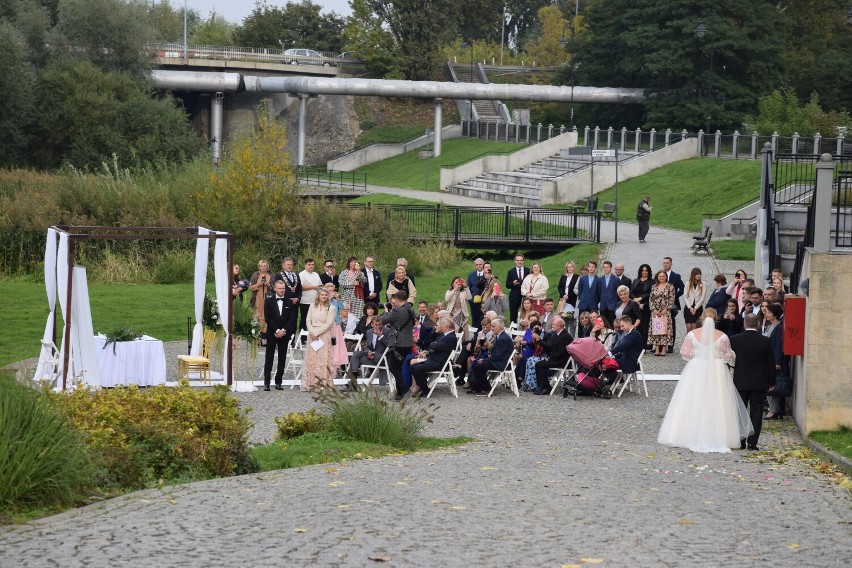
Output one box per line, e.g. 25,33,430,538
343,0,401,78
363,0,459,80
569,0,786,131
190,10,236,46
525,4,568,68
0,22,36,167
235,1,344,52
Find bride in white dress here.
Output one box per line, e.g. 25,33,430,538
658,310,754,453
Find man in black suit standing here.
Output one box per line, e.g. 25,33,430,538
468,317,513,396
505,254,530,323
361,255,382,305
319,259,338,290
533,316,574,395
663,256,684,353
408,318,458,399
467,258,486,329
614,263,632,289
263,280,297,391
729,313,776,450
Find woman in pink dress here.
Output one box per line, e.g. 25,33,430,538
302,289,338,391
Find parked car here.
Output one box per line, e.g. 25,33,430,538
337,51,356,59
281,48,334,66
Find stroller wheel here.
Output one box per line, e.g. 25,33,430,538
603,390,612,400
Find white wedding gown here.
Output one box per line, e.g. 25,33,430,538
657,318,754,453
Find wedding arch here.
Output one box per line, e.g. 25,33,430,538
35,226,235,390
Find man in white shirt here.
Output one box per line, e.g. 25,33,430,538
298,258,323,331
361,255,382,303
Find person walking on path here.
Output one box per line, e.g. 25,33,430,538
729,313,776,450
637,195,652,243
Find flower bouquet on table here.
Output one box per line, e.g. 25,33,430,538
102,326,142,354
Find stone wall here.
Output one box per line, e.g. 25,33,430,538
794,250,852,433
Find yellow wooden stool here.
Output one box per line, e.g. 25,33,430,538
177,355,211,383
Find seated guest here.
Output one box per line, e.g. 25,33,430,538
416,300,433,327
468,318,514,396
589,314,617,350
355,302,380,335
532,316,573,395
519,314,548,392
346,317,388,382
463,318,494,386
402,315,435,387
454,317,491,385
339,305,359,336
610,316,644,374
406,318,459,399
576,311,592,338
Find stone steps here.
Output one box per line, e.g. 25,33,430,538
448,183,542,207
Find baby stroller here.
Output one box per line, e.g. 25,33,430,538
563,337,619,400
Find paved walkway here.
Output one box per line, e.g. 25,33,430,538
2,191,849,567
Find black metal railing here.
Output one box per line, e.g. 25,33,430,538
298,168,367,191
789,241,806,294
836,171,852,248
773,154,819,205
343,203,600,246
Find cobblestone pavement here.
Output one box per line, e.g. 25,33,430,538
3,219,850,567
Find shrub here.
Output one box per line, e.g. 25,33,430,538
154,248,196,284
274,410,327,439
317,387,435,450
50,383,257,489
0,373,96,508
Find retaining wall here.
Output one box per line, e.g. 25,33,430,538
327,124,462,171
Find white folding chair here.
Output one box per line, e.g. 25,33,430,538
362,349,392,393
425,334,463,399
35,340,61,385
487,357,519,397
614,351,648,398
281,330,309,388
508,321,519,331
334,333,364,386
548,356,576,395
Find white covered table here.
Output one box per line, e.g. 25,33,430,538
94,335,167,387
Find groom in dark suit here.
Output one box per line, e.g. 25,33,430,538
729,313,776,450
264,280,297,391
505,254,530,323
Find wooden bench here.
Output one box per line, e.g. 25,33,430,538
599,202,616,219
575,198,589,211
692,231,712,254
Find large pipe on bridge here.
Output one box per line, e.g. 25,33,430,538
243,75,645,104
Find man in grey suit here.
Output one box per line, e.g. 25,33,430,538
347,317,387,379
380,290,416,400
729,313,776,450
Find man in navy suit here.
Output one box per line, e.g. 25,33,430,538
577,261,601,313
467,258,486,329
663,256,685,353
468,318,513,395
597,260,620,324
533,316,574,394
361,255,382,304
408,318,458,398
505,254,530,323
610,316,644,374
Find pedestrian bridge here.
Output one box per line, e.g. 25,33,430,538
151,42,339,77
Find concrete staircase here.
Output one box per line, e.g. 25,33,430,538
449,149,639,207
451,64,505,123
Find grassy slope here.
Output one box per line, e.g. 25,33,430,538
0,243,603,367
355,138,526,191
584,157,762,233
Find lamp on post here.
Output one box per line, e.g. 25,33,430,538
694,19,713,148
559,1,579,130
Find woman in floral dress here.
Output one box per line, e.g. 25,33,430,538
338,257,367,318
302,289,338,391
649,270,675,356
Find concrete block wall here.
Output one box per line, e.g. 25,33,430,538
327,124,462,172
439,131,578,190
795,250,852,433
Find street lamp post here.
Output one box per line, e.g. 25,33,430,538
559,1,579,130
695,20,713,150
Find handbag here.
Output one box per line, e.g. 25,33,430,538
651,314,668,336
769,372,792,397
354,280,364,300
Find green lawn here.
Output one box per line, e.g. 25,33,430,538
577,157,762,233
355,138,527,191
0,243,603,367
810,426,852,460
348,193,436,206
713,239,756,261
356,124,427,147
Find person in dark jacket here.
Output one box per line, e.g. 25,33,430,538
407,318,458,399
730,313,776,450
705,274,731,313
610,316,644,374
380,291,415,400
533,316,574,395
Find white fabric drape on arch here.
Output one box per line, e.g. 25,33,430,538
213,233,232,384
69,266,100,387
190,227,210,356
55,232,69,387
34,229,58,381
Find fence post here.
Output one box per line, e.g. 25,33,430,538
537,123,542,143
664,128,672,147
593,126,600,149
595,211,602,243
548,123,554,140
524,210,532,244
634,127,641,152
504,206,510,237
698,129,705,154
559,125,565,136
607,126,614,148
572,209,579,239
813,132,821,155
453,208,460,244
714,130,721,157
838,134,845,157
813,153,835,252
621,127,628,152
584,125,590,146
791,132,800,154
771,131,778,155
516,123,520,143
732,130,740,159
435,203,440,236
751,131,759,159
649,128,656,151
